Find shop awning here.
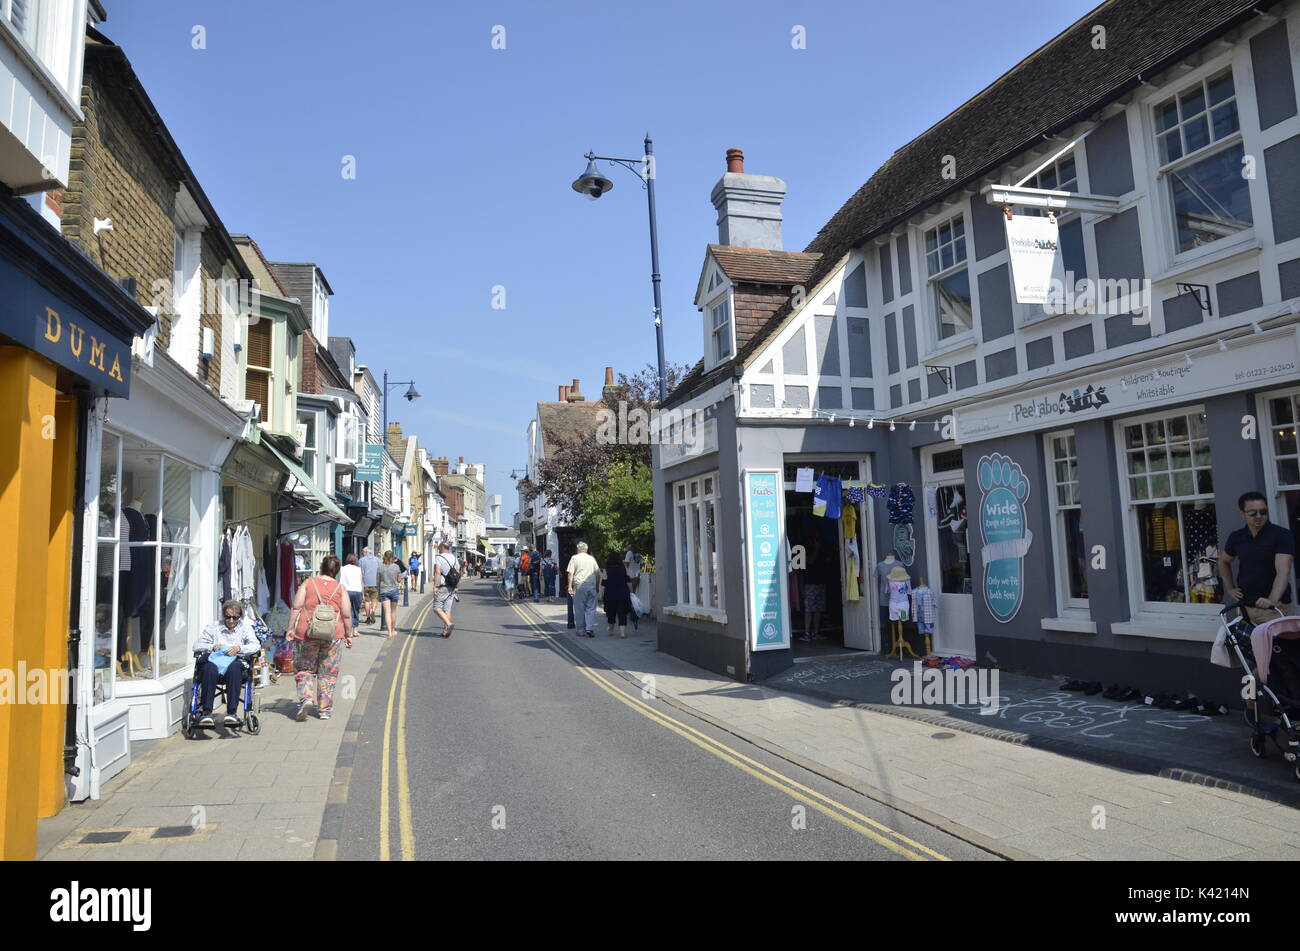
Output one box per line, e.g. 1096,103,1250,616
260,438,351,525
481,540,496,555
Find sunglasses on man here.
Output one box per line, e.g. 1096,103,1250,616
1244,508,1268,517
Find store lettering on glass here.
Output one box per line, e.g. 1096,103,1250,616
1012,385,1109,424
42,306,125,383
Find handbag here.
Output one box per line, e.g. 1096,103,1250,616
305,578,341,641
273,636,295,673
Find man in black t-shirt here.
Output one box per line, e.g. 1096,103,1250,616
1219,491,1296,624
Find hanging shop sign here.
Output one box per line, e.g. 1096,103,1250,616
954,327,1300,444
355,443,383,481
1005,213,1066,305
404,524,418,537
744,469,789,652
976,453,1033,623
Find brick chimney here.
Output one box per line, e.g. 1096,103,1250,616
602,366,618,402
569,378,584,401
557,384,565,401
432,457,449,476
711,147,786,250
560,385,569,401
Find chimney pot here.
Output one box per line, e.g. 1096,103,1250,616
560,385,569,401
726,148,744,173
604,366,614,386
569,378,584,401
558,384,565,401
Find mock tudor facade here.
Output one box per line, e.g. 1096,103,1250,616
655,0,1300,699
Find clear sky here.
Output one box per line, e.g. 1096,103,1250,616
103,0,1100,506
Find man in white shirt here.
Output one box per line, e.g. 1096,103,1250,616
567,541,601,637
624,545,642,593
431,541,461,638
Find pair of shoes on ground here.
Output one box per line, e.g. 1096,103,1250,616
1061,680,1105,695
197,711,240,727
1143,693,1227,714
1101,684,1143,702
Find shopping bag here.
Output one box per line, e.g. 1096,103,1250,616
1210,625,1233,668
629,592,644,618
273,637,295,673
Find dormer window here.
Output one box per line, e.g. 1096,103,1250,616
709,295,733,364
924,214,972,342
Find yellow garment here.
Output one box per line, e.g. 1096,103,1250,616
846,551,860,601
842,503,858,540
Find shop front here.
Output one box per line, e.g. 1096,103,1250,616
951,325,1300,698
0,195,154,857
74,351,244,800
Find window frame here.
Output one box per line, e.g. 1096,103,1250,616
1114,406,1220,616
1259,385,1300,606
672,471,722,612
705,292,735,369
1044,429,1089,613
921,212,975,352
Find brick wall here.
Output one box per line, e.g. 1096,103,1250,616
300,330,322,394
733,282,790,352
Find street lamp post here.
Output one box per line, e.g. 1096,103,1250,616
571,134,668,403
381,370,419,604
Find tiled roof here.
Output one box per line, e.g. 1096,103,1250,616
665,0,1276,407
537,401,605,455
709,245,821,285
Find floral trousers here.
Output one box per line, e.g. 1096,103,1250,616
294,638,343,713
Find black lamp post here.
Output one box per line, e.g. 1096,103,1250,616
571,134,668,403
382,370,420,444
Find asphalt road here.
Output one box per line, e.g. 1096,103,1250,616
338,579,996,861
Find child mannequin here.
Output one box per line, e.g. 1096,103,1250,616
886,564,918,659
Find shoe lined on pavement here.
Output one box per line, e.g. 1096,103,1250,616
319,712,331,720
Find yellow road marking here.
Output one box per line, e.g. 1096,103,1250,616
508,600,949,861
379,599,434,861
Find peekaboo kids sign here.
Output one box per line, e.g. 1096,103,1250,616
976,453,1033,623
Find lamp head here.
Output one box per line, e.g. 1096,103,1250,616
571,157,613,201
403,383,420,402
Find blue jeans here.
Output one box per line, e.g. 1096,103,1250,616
574,582,598,633
531,570,541,600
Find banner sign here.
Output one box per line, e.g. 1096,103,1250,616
744,469,789,651
976,453,1033,623
954,327,1300,444
1005,214,1066,305
404,525,418,537
355,443,383,482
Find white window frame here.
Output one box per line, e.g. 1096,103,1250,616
1044,429,1088,613
921,212,975,354
337,409,359,464
672,471,722,612
1258,384,1300,605
1114,406,1219,616
298,410,319,483
705,292,734,369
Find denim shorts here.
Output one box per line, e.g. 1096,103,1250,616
379,589,400,603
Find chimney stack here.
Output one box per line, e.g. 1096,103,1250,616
711,146,786,250
569,378,584,401
557,384,565,401
602,366,618,402
560,385,570,401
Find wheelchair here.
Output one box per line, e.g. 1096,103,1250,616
181,650,262,737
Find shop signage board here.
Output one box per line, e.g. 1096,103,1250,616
1004,214,1066,304
355,443,383,481
954,327,1300,444
975,452,1033,622
404,525,418,536
744,469,789,652
0,256,133,397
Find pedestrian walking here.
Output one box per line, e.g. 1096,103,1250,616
1220,490,1297,624
409,551,421,593
542,549,558,602
193,600,262,726
432,541,460,637
600,551,633,638
519,547,533,599
359,547,381,625
529,547,542,602
503,551,517,600
624,544,642,594
287,555,353,722
340,553,364,635
567,541,601,636
377,551,404,639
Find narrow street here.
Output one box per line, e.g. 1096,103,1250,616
338,579,993,861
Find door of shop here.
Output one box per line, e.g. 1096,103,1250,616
923,445,975,658
782,457,876,651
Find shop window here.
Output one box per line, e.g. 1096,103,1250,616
95,432,201,688
1122,411,1222,606
1267,393,1300,578
924,214,972,342
934,483,972,595
1047,431,1088,607
1154,70,1252,253
1024,154,1079,217
246,316,273,424
673,472,721,610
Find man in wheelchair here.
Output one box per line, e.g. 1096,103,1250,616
194,600,262,727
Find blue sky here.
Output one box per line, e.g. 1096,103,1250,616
104,0,1099,505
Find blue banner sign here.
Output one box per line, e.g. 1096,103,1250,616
355,443,383,482
744,469,789,651
976,452,1033,622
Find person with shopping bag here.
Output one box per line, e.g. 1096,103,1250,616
287,555,353,722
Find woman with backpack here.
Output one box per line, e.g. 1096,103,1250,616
376,551,404,639
287,554,353,721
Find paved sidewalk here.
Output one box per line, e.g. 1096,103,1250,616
517,596,1300,860
36,592,432,861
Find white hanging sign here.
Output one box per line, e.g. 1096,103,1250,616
794,467,815,493
1005,214,1067,305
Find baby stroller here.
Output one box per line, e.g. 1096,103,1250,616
181,650,262,737
1216,605,1300,778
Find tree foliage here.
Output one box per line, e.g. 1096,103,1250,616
576,458,655,566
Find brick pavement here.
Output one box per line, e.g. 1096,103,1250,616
36,592,431,861
517,597,1300,861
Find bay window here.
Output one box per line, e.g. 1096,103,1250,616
674,472,721,610
1265,391,1300,573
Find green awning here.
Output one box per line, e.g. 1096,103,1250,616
260,437,351,525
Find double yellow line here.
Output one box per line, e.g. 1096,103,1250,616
508,601,950,861
379,598,436,861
